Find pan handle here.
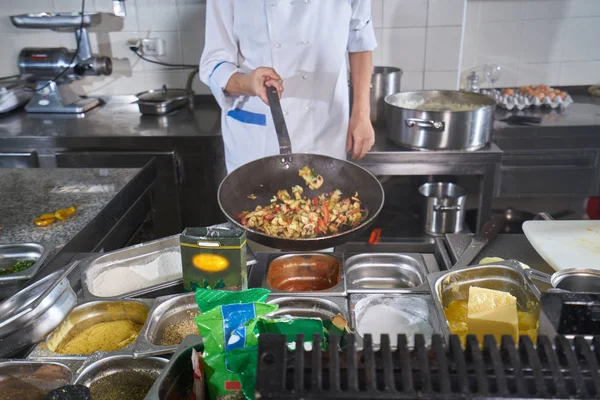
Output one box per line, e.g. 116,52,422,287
405,118,444,130
266,85,292,155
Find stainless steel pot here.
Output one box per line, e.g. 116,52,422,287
370,66,402,125
385,90,496,150
419,182,466,235
136,85,190,115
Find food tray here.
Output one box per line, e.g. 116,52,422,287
348,293,441,349
27,299,153,362
260,252,346,297
81,234,183,300
0,242,52,299
0,360,73,397
344,253,430,294
72,353,167,394
427,261,557,343
482,88,573,110
266,296,349,321
134,293,199,358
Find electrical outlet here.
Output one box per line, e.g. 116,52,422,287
141,38,165,57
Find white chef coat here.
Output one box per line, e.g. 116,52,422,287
200,0,377,173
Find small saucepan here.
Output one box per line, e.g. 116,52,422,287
526,268,600,293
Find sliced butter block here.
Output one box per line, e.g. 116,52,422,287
467,286,518,344
478,257,504,265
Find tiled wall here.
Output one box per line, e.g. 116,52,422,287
462,0,600,88
0,0,467,96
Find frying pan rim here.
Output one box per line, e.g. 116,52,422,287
217,153,385,244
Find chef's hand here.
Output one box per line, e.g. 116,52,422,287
247,67,284,105
346,113,375,160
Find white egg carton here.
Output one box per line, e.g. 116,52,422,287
481,89,573,111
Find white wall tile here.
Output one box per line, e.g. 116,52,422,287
428,0,466,27
373,28,384,65
562,17,600,62
461,13,479,70
520,19,567,63
176,0,206,35
381,27,426,71
479,0,524,22
53,0,94,12
559,61,600,85
0,3,18,34
477,21,522,65
517,63,561,85
483,63,519,88
523,0,570,20
137,0,179,33
425,26,462,71
382,0,428,28
372,0,384,28
9,0,53,15
424,71,459,90
400,71,424,91
181,30,205,66
567,0,600,17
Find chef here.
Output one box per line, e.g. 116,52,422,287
200,0,377,173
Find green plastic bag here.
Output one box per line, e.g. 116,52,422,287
195,287,269,313
195,302,277,400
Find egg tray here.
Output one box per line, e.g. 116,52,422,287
482,88,573,110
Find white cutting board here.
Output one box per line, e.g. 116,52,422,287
523,220,600,271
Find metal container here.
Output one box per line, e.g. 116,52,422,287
0,242,51,299
134,293,199,358
527,268,600,293
370,66,402,125
262,253,346,297
419,182,466,235
345,253,429,293
28,299,151,361
427,261,556,343
385,90,496,150
0,360,72,397
266,296,349,321
73,353,167,395
349,293,441,349
145,335,203,400
10,12,102,29
136,86,190,115
81,235,182,300
0,268,77,358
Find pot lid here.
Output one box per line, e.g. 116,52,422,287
136,85,188,102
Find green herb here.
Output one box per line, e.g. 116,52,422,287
0,259,36,276
88,370,156,400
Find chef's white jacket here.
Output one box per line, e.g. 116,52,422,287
200,0,377,173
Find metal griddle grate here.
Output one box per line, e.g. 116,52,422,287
256,334,600,399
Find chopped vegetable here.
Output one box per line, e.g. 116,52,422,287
247,194,257,200
0,259,37,276
299,165,324,190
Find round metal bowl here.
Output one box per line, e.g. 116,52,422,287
0,270,77,358
528,268,600,293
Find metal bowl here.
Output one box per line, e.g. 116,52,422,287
345,253,428,293
0,242,52,300
527,268,600,293
266,296,348,321
0,269,76,358
263,253,345,296
0,360,72,398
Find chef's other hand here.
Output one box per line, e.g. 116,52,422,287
346,114,375,160
248,67,283,105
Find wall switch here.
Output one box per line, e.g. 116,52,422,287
141,38,165,57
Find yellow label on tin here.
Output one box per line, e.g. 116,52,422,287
192,254,229,272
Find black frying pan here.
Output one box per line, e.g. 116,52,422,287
218,87,384,251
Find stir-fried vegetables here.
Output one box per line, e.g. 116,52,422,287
236,185,365,238
299,166,324,190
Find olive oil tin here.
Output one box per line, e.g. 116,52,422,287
180,226,247,291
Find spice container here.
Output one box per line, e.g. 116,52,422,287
0,242,51,300
73,353,167,400
134,293,200,357
262,253,346,296
81,235,182,300
349,293,441,349
180,226,247,291
28,300,152,361
266,296,349,321
345,253,429,293
0,361,72,400
427,261,556,346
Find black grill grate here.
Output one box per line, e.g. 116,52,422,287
256,334,600,399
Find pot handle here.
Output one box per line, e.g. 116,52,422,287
405,118,444,130
433,205,461,212
523,268,552,284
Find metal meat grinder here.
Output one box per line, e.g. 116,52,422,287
10,9,123,113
